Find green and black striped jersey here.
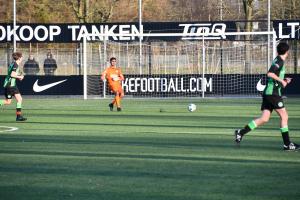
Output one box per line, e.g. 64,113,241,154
263,56,285,97
3,62,20,88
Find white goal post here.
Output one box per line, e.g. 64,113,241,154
82,31,277,100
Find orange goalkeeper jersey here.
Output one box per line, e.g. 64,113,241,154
102,66,124,89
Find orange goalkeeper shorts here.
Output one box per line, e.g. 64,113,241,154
109,84,123,94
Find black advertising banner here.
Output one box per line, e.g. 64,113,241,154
97,74,300,97
0,74,299,96
1,21,300,43
0,21,236,43
273,20,300,40
0,76,83,95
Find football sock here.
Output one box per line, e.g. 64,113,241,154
16,102,22,117
115,95,121,108
280,127,290,146
0,100,4,106
112,99,116,105
240,120,257,135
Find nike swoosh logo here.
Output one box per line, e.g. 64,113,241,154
33,79,67,92
256,78,266,92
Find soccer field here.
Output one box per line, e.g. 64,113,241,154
0,98,300,200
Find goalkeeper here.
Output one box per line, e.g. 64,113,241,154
234,42,298,151
101,57,124,112
0,52,27,121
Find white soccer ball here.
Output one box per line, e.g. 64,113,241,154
188,103,196,112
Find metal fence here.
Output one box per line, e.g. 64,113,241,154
0,40,299,76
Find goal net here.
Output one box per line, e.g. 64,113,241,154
83,31,276,99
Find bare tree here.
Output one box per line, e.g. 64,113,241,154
71,0,89,23
71,0,120,23
243,0,255,31
0,0,11,22
242,0,255,73
268,0,299,74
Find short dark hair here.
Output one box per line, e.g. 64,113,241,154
110,57,116,62
12,52,22,61
277,42,289,55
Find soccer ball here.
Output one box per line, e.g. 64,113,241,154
188,103,196,112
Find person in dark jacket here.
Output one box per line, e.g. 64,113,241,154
23,54,40,75
43,53,57,76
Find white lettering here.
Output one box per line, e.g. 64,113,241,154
77,25,90,41
19,25,33,41
129,78,135,92
212,23,226,39
148,78,154,92
122,77,212,93
134,78,140,92
91,25,102,40
132,25,142,40
0,26,6,41
154,78,160,91
180,77,186,92
168,78,175,92
49,25,61,41
190,78,197,92
7,25,19,41
161,78,168,92
197,78,202,91
141,78,147,92
205,78,213,92
179,23,227,40
287,22,299,38
105,25,118,40
68,25,80,41
119,25,131,40
34,26,48,41
279,23,290,39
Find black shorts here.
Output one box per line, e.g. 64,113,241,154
4,87,20,99
261,95,284,112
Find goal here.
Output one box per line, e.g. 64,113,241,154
82,31,276,99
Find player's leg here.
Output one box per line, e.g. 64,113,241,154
253,109,271,126
115,91,121,111
14,93,27,121
0,88,13,106
120,89,124,98
116,87,124,111
235,109,271,143
108,101,114,111
0,99,12,106
275,108,299,150
108,95,115,111
235,95,273,144
108,86,117,111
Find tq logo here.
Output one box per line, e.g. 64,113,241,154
179,23,226,40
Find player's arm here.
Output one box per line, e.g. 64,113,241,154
285,77,292,84
119,73,124,81
11,71,24,81
119,69,124,81
267,72,289,88
267,60,290,88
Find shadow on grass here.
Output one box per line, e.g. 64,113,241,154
0,138,298,167
2,119,297,131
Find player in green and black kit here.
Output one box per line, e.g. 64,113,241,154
0,52,27,121
234,42,299,151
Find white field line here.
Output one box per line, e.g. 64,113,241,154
0,126,19,133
